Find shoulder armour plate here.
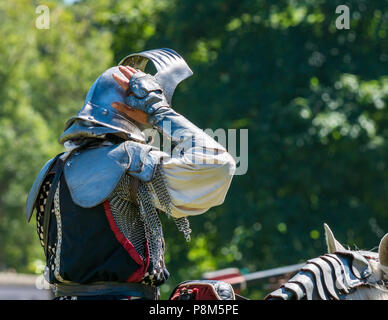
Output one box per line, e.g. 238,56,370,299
26,156,59,222
63,141,159,208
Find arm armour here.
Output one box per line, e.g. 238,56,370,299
125,71,224,150
62,140,162,208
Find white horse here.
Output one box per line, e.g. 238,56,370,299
266,224,388,300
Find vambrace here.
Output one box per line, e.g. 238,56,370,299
150,107,222,149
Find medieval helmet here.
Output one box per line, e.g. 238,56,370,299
59,48,193,145
59,66,147,144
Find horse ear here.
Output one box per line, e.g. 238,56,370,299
324,223,346,254
378,233,388,271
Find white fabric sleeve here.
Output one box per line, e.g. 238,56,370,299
150,134,236,219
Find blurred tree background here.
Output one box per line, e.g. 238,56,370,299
0,0,387,298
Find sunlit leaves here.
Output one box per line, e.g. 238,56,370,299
0,0,112,271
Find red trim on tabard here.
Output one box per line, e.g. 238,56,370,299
103,200,150,282
127,241,150,283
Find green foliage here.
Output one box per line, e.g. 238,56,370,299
1,0,388,299
0,0,112,271
139,0,388,297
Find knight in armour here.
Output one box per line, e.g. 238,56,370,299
25,49,236,300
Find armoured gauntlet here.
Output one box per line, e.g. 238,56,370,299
125,72,169,119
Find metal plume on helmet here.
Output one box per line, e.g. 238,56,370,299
59,48,193,145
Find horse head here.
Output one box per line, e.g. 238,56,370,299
265,224,388,300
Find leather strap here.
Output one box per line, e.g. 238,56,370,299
43,157,63,258
54,282,159,300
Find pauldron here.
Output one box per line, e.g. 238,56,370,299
26,140,163,222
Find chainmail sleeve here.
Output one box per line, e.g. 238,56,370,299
150,164,192,242
109,162,191,284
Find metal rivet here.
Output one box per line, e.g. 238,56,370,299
362,269,371,278
102,109,109,116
